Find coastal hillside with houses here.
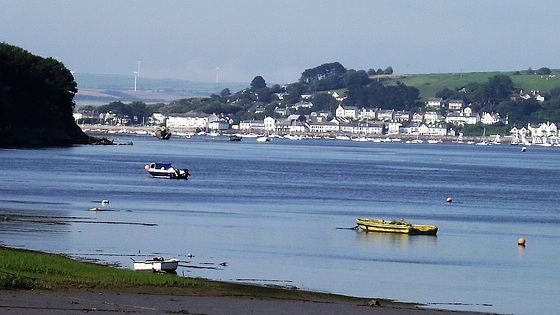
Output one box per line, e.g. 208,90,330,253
75,62,560,144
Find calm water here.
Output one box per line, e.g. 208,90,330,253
1,136,559,315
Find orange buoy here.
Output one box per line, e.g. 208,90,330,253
518,237,526,246
446,197,452,203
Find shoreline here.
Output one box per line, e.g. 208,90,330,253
0,246,498,315
79,123,505,142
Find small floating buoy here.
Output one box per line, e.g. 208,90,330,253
521,147,527,152
446,197,453,203
187,253,193,258
518,237,526,246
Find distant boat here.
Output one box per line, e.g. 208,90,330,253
229,134,242,141
132,257,179,272
155,127,172,140
145,162,190,179
476,128,489,145
256,136,272,142
356,218,438,235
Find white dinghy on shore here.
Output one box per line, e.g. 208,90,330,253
131,257,179,272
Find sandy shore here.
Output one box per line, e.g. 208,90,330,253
0,289,498,315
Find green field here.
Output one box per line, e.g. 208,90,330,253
386,70,560,102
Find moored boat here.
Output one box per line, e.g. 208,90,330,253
155,127,172,140
229,134,242,141
356,218,438,235
145,162,190,179
132,257,179,272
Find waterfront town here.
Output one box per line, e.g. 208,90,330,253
75,89,558,145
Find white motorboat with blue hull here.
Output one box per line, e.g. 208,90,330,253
145,162,190,179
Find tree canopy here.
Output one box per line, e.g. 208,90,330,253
0,42,78,128
0,42,88,146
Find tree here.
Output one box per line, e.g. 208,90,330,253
219,88,231,101
535,67,551,75
343,69,370,87
383,66,393,75
250,76,266,90
299,62,346,84
311,93,339,112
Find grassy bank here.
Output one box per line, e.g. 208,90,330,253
0,246,376,304
385,70,560,102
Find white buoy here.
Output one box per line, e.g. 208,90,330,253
521,147,527,152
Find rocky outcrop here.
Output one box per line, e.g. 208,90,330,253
0,123,90,148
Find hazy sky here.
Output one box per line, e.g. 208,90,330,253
2,1,559,84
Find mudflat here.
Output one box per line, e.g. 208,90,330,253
0,289,497,315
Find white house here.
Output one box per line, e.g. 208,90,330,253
308,121,340,134
358,107,377,120
412,113,425,123
426,98,443,108
354,122,384,135
336,105,358,119
239,119,265,131
167,113,220,130
480,112,503,125
520,90,546,103
419,123,447,136
394,110,412,122
150,113,166,125
424,111,443,123
448,100,464,111
527,122,558,137
264,116,276,132
445,111,480,126
387,122,402,135
377,109,395,121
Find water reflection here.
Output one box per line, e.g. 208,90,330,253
355,231,438,249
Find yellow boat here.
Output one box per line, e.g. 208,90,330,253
356,218,438,235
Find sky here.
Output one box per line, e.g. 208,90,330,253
2,0,560,84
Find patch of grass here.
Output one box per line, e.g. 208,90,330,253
0,246,196,290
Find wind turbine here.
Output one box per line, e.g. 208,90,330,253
134,61,141,91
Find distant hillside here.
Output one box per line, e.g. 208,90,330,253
73,73,248,105
384,70,560,102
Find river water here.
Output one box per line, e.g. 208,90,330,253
1,136,559,315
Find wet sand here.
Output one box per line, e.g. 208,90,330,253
0,289,498,315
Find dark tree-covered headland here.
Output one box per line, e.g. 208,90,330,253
0,43,89,147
